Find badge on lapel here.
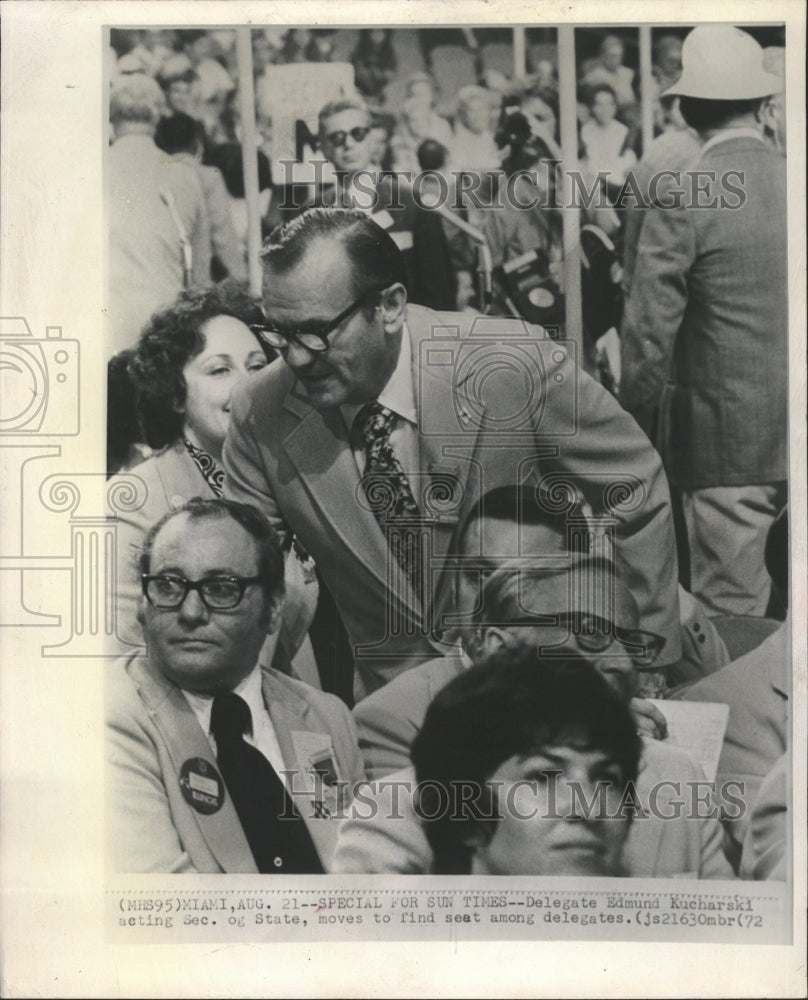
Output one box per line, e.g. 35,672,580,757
179,757,224,814
291,731,342,818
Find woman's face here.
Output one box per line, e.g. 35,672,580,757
470,745,630,877
180,315,267,459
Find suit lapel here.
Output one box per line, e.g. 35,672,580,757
407,308,484,614
262,669,341,866
281,386,393,593
130,657,258,873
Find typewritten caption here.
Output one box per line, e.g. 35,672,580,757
108,880,788,945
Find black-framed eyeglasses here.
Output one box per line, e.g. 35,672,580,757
507,612,665,667
250,283,388,354
142,574,263,611
324,125,371,148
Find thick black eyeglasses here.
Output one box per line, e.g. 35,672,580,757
324,125,371,148
251,283,388,354
142,574,262,611
507,612,665,667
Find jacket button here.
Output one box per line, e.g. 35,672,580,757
693,622,701,632
698,634,705,644
274,856,283,868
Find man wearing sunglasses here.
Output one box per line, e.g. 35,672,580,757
310,97,456,311
224,207,682,699
333,555,733,879
105,497,364,873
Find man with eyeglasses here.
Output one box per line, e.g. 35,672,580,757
309,97,456,311
105,497,364,873
333,555,733,879
224,207,682,699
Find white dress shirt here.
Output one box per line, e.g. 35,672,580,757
182,664,289,786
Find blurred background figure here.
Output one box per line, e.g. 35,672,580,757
155,112,248,283
449,84,501,174
582,33,638,124
390,95,453,174
352,29,398,107
108,74,210,357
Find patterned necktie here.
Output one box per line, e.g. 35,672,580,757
209,693,323,874
358,401,423,599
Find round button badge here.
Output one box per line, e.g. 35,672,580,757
179,757,225,814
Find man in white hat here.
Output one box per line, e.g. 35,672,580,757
620,25,787,619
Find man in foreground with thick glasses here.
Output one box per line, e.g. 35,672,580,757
105,497,364,873
224,207,682,699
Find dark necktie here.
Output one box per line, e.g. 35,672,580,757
209,693,323,874
359,401,424,599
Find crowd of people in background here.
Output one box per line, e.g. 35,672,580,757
105,24,791,883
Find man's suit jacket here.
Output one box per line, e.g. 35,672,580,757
620,136,788,488
224,305,681,693
332,741,734,879
109,441,317,666
681,621,789,857
106,652,365,873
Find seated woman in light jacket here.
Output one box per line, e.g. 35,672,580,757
109,281,318,672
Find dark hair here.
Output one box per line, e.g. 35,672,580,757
417,139,448,172
260,207,409,302
139,497,285,600
107,349,141,476
411,652,640,874
129,282,270,448
205,143,272,198
678,96,764,132
154,112,205,156
459,484,584,549
588,83,618,108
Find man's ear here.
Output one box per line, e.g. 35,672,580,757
380,283,407,330
263,592,285,635
481,626,512,656
136,600,147,628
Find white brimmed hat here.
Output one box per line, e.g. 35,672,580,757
663,25,782,100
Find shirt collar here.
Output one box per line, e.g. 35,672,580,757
341,322,417,431
181,662,265,736
701,127,765,156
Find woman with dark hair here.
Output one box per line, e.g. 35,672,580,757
110,281,318,670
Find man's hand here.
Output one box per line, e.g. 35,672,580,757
629,697,668,740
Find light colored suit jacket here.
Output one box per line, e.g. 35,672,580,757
224,306,681,693
109,442,318,663
681,621,789,856
108,133,211,357
332,739,734,879
106,652,365,873
620,136,788,488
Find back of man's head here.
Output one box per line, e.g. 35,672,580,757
110,74,166,135
154,111,205,157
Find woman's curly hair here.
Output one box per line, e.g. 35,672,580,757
129,281,271,448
